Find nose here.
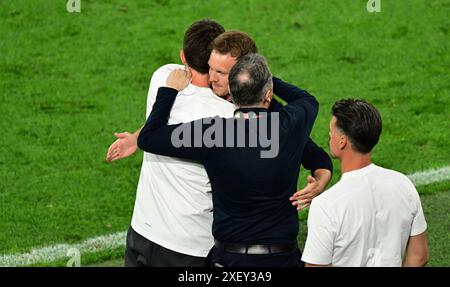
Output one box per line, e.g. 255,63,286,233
209,70,218,82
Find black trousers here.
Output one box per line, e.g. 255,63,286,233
205,246,304,267
124,226,206,267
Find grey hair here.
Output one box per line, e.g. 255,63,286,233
228,53,273,106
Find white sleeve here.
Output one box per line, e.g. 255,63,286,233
145,64,180,119
301,199,335,265
410,186,427,236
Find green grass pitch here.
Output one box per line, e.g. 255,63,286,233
0,0,449,266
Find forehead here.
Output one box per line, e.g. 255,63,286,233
330,116,337,128
208,50,236,69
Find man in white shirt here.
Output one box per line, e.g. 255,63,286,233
119,19,230,266
299,99,429,267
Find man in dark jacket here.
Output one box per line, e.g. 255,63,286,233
138,53,319,267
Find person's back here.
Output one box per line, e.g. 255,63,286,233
207,106,308,244
132,64,234,257
122,19,228,267
304,163,426,266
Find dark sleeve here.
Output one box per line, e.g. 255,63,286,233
273,77,331,173
137,87,208,162
273,76,312,104
272,77,331,174
274,77,319,141
302,138,333,175
270,86,331,173
268,96,284,112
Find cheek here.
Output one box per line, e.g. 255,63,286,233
329,135,338,151
220,75,228,85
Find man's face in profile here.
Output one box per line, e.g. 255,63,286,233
329,116,342,159
208,50,237,98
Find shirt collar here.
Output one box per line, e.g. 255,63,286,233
233,108,268,119
341,163,377,179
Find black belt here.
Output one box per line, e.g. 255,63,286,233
214,240,298,255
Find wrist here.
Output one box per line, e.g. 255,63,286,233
162,86,180,93
133,130,141,141
166,85,180,91
313,169,332,193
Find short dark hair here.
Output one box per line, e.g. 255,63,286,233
229,53,272,106
183,19,225,74
211,30,258,59
332,99,382,154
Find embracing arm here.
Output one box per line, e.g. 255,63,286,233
105,127,142,162
105,65,173,162
272,76,315,106
137,69,207,162
269,90,333,194
290,139,333,210
302,140,333,199
273,77,329,209
273,76,318,136
302,138,333,176
270,80,332,173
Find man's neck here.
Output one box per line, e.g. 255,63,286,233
190,70,209,88
340,152,372,174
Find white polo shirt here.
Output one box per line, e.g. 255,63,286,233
302,163,427,267
131,64,235,257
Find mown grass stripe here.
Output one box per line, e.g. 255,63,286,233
1,166,449,267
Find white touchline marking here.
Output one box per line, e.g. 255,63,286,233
407,166,450,187
1,166,449,266
0,231,127,267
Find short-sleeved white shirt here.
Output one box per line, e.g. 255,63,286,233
302,163,427,267
131,64,235,257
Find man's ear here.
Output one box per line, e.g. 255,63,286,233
265,89,273,102
180,50,187,66
339,135,348,150
263,89,273,107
